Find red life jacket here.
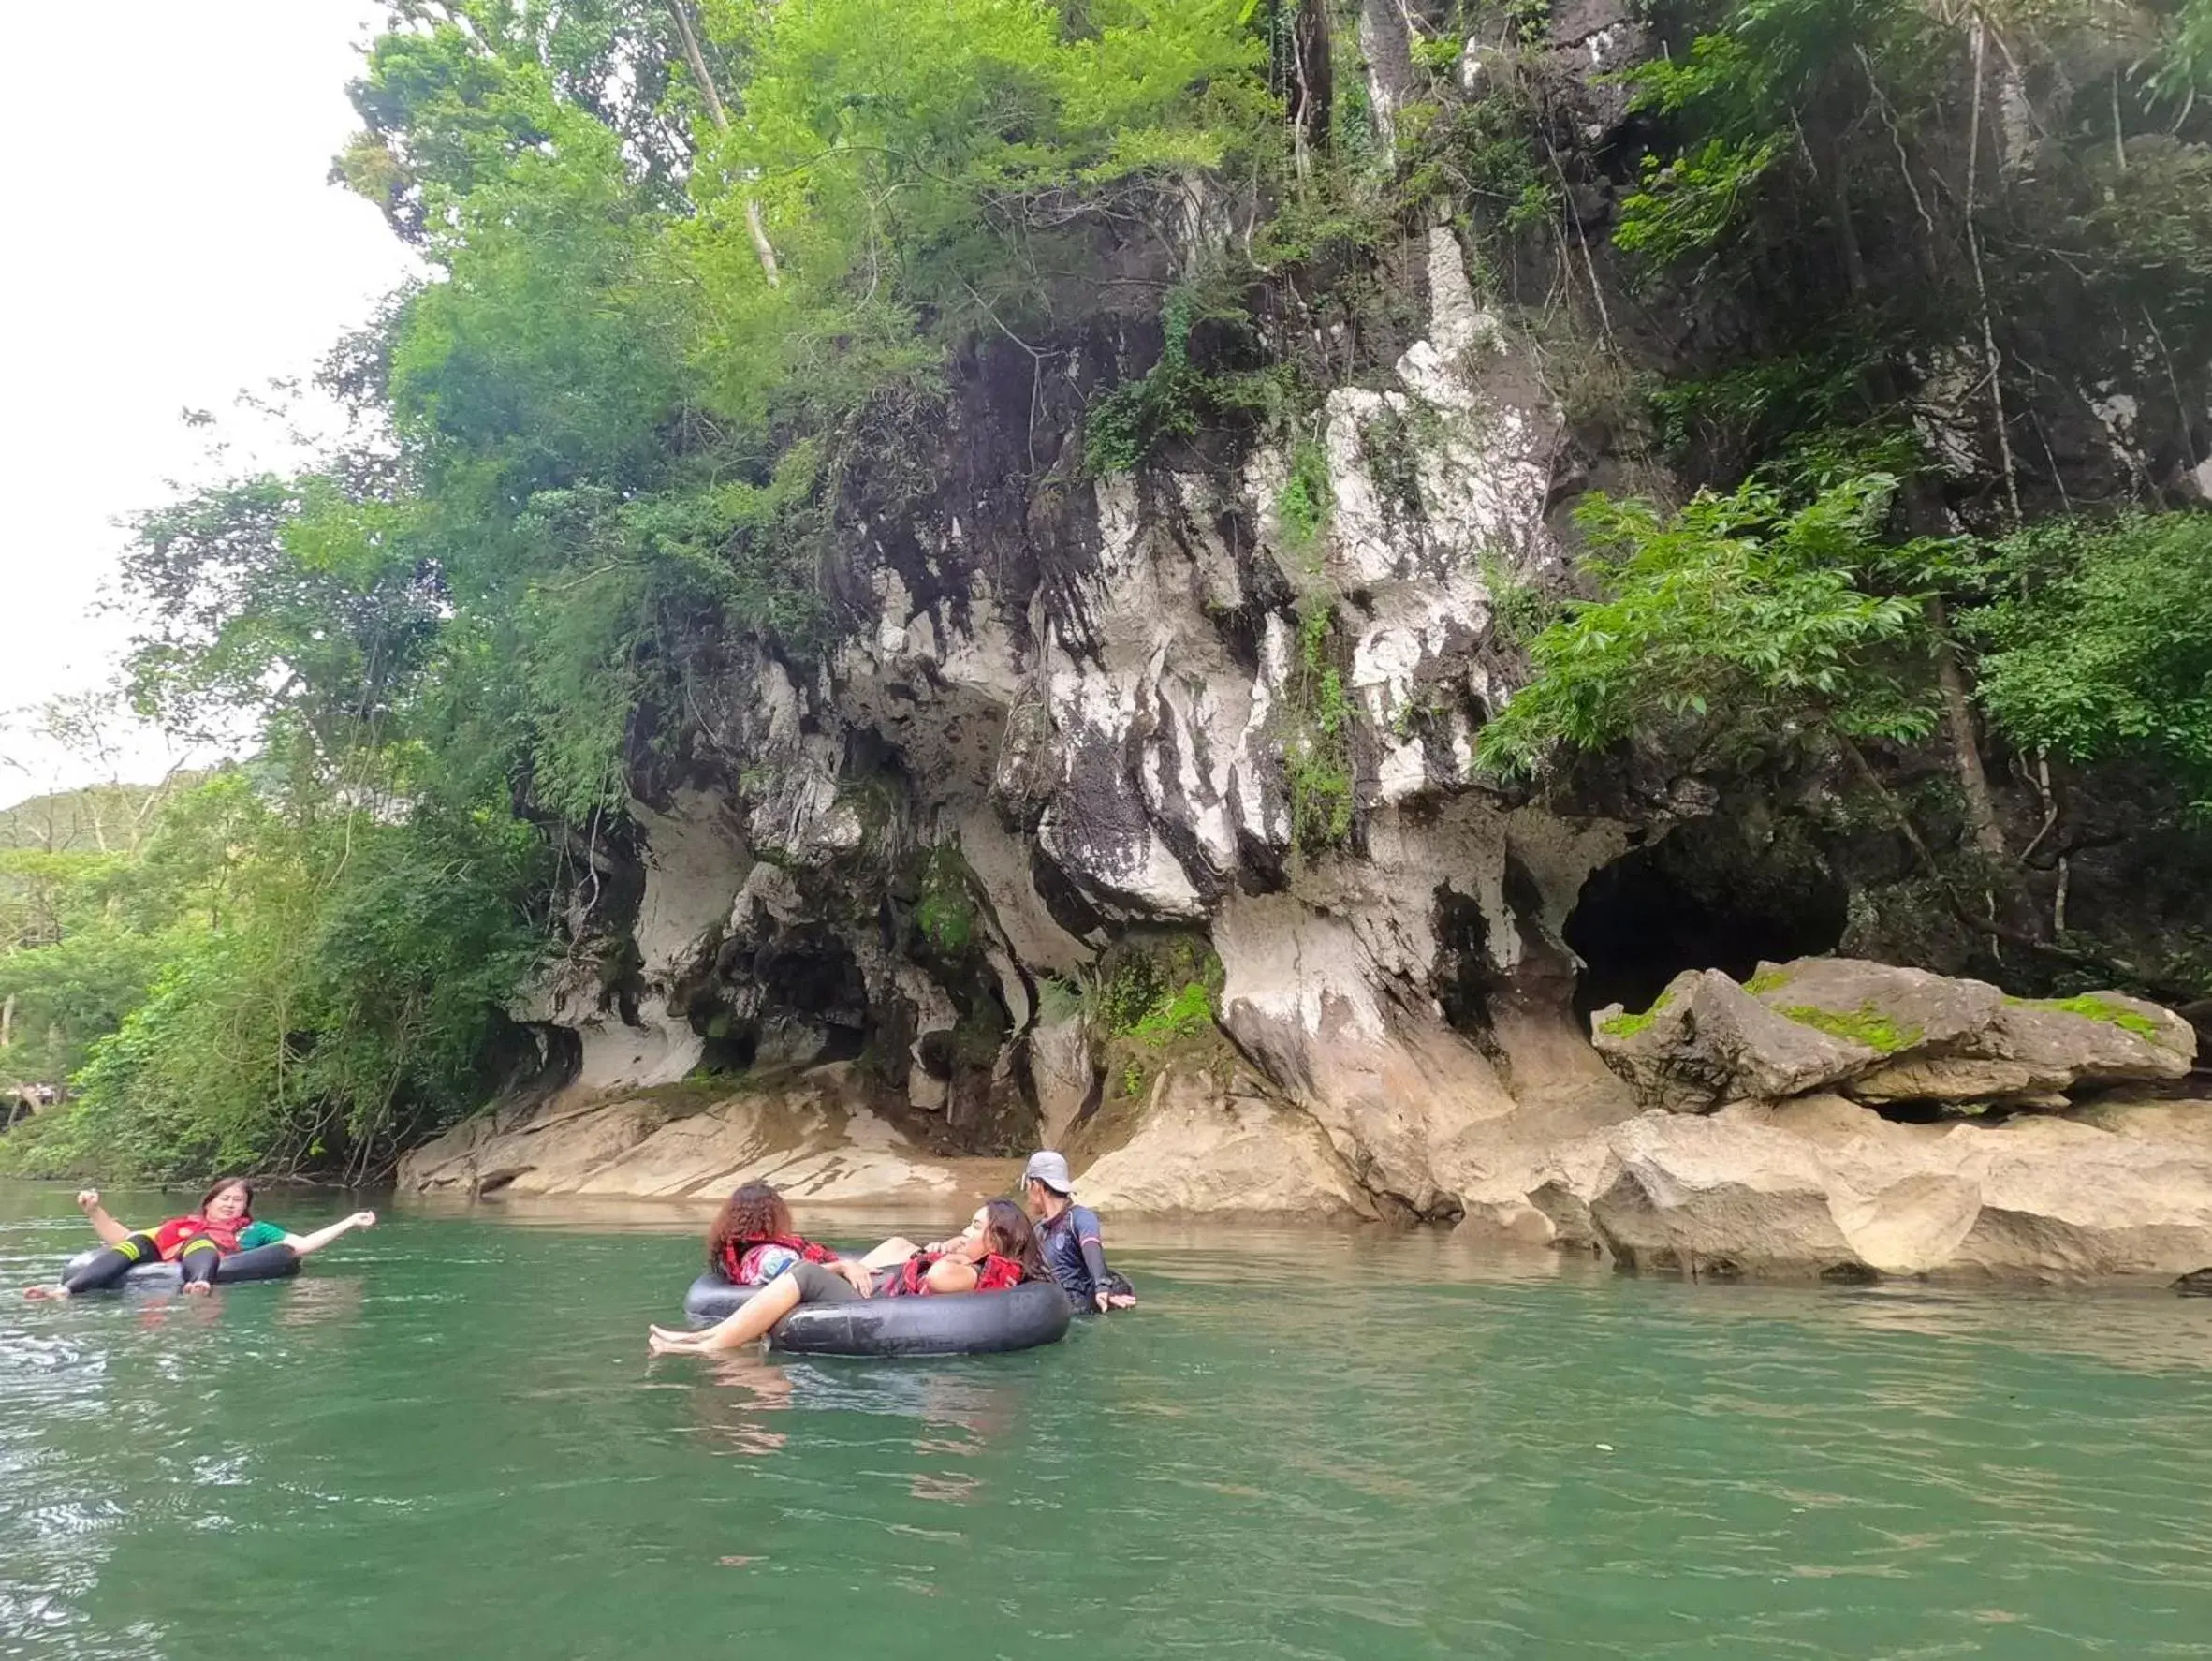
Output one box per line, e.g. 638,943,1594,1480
883,1249,1026,1297
716,1233,834,1285
153,1213,250,1258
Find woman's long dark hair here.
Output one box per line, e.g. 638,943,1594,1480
198,1178,253,1218
707,1183,796,1267
978,1198,1051,1283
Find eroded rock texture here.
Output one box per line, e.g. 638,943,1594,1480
420,72,2212,1280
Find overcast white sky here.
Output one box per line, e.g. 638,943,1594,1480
0,2,419,798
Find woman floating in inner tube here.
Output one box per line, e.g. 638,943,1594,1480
703,1181,843,1289
649,1195,1051,1355
22,1179,376,1300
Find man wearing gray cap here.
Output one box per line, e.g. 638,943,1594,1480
1022,1150,1137,1313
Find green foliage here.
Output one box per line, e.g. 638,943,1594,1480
1614,136,1782,275
1284,601,1355,853
0,911,172,1087
1646,349,1886,476
2,774,546,1181
1478,552,1559,648
1503,0,1554,46
1743,965,1794,995
1970,512,2212,809
1598,982,1677,1036
2044,140,2212,344
1395,57,1557,251
1410,37,1463,76
1086,933,1222,1100
1474,474,1944,779
1276,435,1333,552
37,2,1288,1175
914,846,979,958
1088,935,1223,1041
1248,171,1390,269
2147,0,2212,107
1128,979,1217,1047
1084,285,1286,475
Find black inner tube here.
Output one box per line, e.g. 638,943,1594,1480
681,1273,1070,1357
62,1244,301,1289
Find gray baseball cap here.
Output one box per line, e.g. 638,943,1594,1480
1022,1150,1074,1194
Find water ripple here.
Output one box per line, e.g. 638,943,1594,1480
5,1184,2212,1657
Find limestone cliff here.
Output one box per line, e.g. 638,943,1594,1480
409,1,2212,1283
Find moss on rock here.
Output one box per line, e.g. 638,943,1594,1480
2007,992,2163,1039
1776,1002,1919,1053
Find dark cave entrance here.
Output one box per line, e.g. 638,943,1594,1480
1565,836,1849,1019
690,929,872,1072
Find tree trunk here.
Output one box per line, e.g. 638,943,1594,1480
1927,599,2008,863
665,0,781,288
1285,0,1333,179
1826,143,1868,297
1356,0,1415,161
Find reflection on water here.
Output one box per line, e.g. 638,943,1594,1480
5,1182,2212,1660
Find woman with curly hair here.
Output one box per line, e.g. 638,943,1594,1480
706,1181,842,1287
650,1197,1051,1355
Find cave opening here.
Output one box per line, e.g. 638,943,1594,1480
1565,835,1848,1019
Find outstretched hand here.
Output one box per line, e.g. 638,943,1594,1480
75,1189,101,1213
346,1211,377,1230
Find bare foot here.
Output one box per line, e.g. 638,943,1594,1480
648,1323,693,1343
23,1285,67,1301
182,1280,212,1297
648,1331,697,1357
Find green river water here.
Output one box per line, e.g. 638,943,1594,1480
4,1182,2211,1659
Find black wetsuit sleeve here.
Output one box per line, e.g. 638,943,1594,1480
1076,1207,1109,1290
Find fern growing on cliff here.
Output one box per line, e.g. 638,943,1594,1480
1474,474,1941,777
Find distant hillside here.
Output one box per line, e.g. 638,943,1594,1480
0,778,198,856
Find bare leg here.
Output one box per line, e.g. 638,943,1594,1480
650,1274,803,1355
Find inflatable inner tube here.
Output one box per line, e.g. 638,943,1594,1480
63,1242,300,1290
681,1272,1070,1357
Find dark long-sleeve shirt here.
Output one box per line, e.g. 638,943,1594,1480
1036,1203,1110,1304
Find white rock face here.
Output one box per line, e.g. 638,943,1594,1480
509,788,752,1090
1077,1066,1379,1217
477,228,1632,1223
450,195,2212,1286
398,1065,1012,1207
1492,1095,2212,1281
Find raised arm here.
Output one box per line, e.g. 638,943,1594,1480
279,1212,377,1257
76,1190,132,1247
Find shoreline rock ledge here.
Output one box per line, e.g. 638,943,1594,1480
1484,958,2212,1281
402,956,2212,1286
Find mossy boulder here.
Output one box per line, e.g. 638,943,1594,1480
1593,957,2196,1113
1591,970,1884,1112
